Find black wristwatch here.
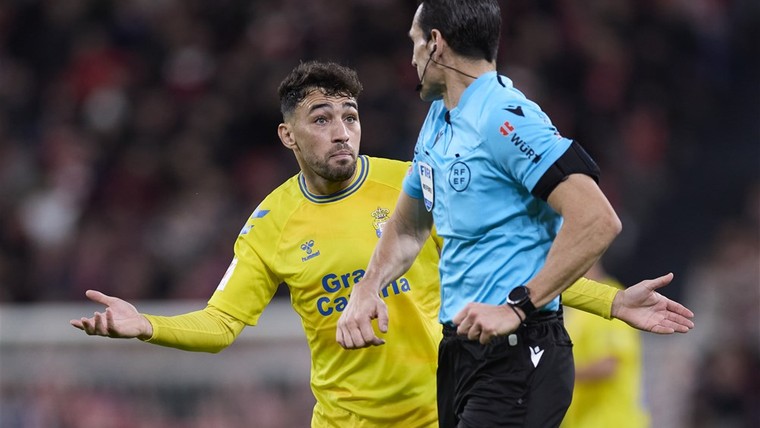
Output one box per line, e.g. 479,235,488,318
507,285,537,319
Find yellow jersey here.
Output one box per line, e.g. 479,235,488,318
209,156,442,427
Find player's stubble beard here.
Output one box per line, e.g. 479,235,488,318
313,144,357,183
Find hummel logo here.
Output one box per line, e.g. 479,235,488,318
300,240,321,262
530,346,544,367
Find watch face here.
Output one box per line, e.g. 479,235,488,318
509,286,529,303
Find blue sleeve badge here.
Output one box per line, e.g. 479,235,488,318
239,209,270,235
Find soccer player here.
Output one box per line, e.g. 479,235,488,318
336,1,686,427
72,61,693,428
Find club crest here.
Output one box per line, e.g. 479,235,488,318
372,207,391,237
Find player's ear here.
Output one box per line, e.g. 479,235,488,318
278,123,296,149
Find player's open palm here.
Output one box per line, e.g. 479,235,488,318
69,290,152,339
613,273,695,334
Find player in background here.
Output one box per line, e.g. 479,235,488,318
561,260,650,428
72,61,693,428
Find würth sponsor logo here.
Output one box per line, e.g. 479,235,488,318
498,121,542,164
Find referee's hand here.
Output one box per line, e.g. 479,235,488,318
336,280,388,349
453,302,521,345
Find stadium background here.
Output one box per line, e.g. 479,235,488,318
0,0,758,427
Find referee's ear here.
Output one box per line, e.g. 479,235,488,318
278,122,297,150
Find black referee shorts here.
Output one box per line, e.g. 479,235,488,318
437,310,574,428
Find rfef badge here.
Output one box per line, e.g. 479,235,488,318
419,161,435,212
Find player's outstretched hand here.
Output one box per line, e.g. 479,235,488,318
611,273,695,334
336,282,388,349
453,302,521,345
69,290,152,339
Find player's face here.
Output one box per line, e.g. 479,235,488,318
284,90,361,189
410,4,443,102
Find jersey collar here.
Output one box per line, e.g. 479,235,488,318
458,71,498,110
299,155,369,203
443,71,498,123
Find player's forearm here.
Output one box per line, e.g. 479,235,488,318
562,277,620,319
142,305,245,353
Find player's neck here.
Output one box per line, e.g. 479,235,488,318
301,169,356,196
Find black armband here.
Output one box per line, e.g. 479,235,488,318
531,140,600,201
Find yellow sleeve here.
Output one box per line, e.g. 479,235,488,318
142,304,246,353
561,277,620,319
430,225,444,253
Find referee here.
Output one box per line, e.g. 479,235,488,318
337,1,622,427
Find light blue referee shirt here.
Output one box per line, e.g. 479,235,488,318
403,71,572,324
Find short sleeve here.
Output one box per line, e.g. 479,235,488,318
402,146,423,199
482,102,572,193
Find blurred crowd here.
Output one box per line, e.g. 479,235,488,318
0,0,428,302
1,0,757,302
0,0,758,426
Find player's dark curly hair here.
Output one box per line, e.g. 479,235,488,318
278,61,363,119
418,0,501,62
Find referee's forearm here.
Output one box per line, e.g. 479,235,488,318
528,208,620,308
528,173,621,308
361,193,432,293
362,216,427,292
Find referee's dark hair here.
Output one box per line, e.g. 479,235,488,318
278,61,363,120
417,0,501,63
